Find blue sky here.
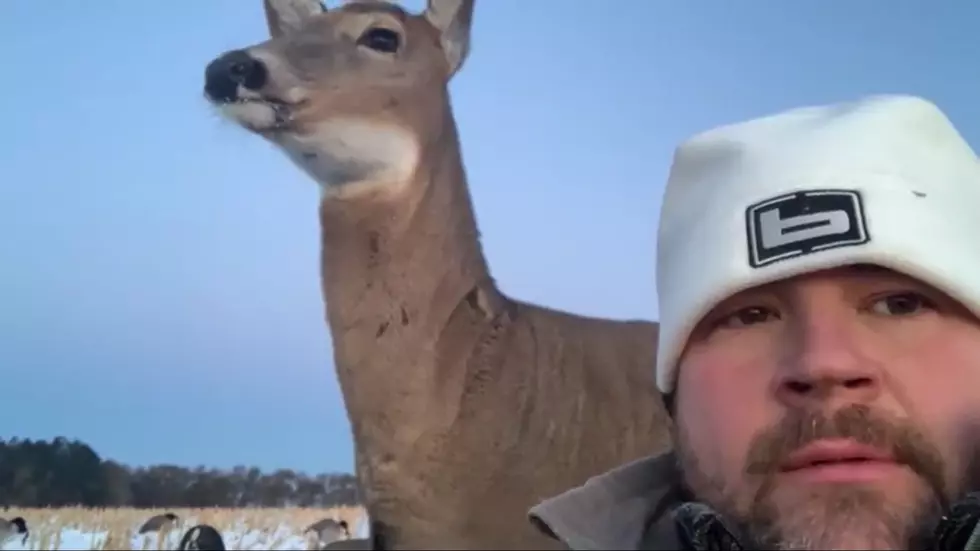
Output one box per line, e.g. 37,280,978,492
2,1,979,475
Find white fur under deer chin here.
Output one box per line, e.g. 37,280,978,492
275,119,420,200
218,102,279,132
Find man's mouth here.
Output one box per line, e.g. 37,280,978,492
779,439,904,483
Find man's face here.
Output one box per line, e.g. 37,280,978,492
673,264,980,550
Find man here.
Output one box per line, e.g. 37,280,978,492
528,95,980,550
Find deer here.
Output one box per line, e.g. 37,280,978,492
202,0,672,549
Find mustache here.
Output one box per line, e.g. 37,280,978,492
743,404,948,502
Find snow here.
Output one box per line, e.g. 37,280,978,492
1,512,371,551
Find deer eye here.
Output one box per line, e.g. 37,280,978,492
357,27,400,53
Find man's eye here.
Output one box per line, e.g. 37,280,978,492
715,306,780,330
869,292,936,316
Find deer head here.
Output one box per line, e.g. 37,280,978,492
203,0,476,201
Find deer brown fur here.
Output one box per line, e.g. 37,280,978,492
202,0,672,548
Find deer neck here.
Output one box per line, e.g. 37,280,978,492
316,113,494,410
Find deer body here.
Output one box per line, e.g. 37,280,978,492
203,1,671,548
321,116,667,549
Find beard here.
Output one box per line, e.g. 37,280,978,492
747,478,936,549
676,405,954,550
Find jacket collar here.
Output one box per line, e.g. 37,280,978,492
528,452,683,550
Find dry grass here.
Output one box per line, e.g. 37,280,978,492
5,506,366,550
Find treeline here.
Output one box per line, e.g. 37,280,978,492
0,437,360,508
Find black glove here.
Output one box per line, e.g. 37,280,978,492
673,502,746,551
932,492,980,551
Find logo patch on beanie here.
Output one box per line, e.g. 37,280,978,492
745,189,869,268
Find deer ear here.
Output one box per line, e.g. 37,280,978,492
423,0,475,77
263,0,326,39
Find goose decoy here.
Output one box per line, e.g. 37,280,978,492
0,517,28,545
137,512,179,534
304,518,351,548
177,524,226,550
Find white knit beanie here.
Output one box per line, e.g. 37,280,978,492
655,94,980,394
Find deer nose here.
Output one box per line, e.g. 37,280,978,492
204,50,268,103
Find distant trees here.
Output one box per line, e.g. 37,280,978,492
0,437,359,508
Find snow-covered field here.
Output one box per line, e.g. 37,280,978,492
1,507,369,550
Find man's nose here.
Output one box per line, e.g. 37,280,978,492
775,311,882,408
204,49,268,103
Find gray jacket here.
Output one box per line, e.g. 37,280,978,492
528,453,690,550
528,452,980,551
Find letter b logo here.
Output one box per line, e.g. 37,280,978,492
746,189,870,268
